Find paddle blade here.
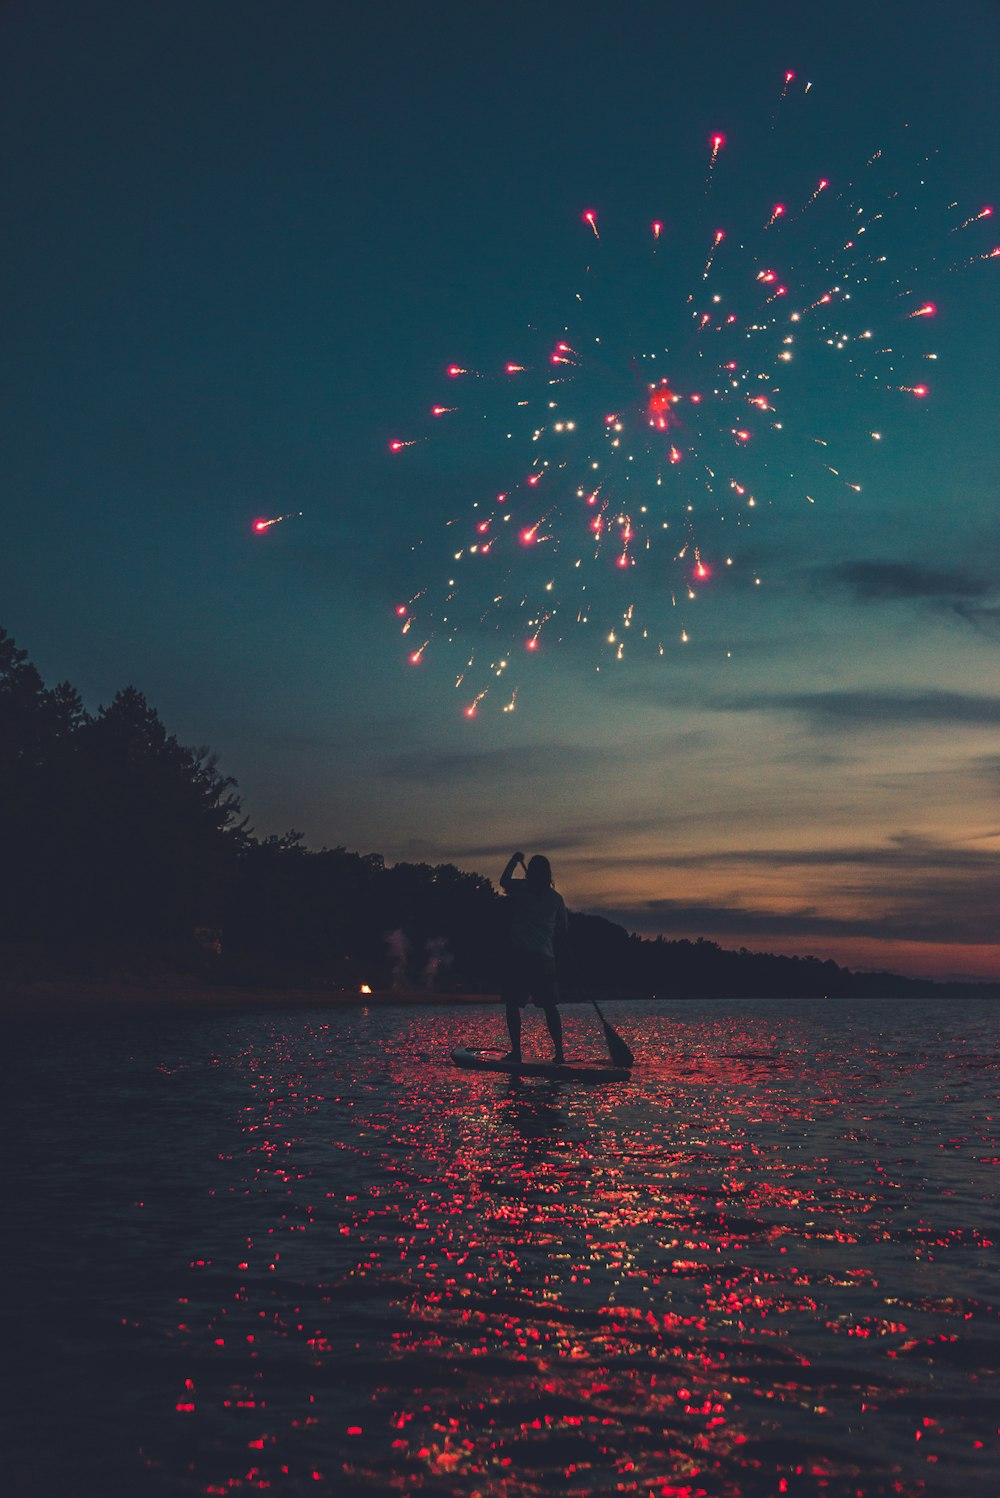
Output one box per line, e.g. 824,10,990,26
602,1022,634,1069
591,999,634,1068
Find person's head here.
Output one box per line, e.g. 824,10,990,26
525,854,553,888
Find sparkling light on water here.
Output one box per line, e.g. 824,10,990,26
10,999,998,1496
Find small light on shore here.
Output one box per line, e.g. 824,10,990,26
360,984,372,995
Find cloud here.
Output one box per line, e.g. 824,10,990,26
729,689,1000,730
825,560,992,601
978,755,1000,797
603,668,1000,737
443,813,684,863
584,892,994,948
573,834,1000,877
950,602,1000,638
822,559,1000,637
581,827,999,949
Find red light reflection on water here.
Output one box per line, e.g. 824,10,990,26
110,1004,1000,1496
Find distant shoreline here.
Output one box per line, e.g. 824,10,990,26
3,976,997,1019
0,978,504,1018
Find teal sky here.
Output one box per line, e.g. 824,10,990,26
2,0,997,980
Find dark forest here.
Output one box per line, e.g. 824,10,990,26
2,627,990,1000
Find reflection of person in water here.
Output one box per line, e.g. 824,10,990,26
499,851,568,1064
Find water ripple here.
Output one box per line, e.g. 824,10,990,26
9,996,999,1496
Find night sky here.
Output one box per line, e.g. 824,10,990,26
3,0,997,981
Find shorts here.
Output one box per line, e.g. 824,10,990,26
501,949,559,1008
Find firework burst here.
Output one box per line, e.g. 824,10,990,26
390,76,994,717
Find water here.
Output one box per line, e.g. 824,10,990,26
9,997,999,1497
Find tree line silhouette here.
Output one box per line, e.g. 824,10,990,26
1,626,984,999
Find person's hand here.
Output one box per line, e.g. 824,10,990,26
513,851,525,864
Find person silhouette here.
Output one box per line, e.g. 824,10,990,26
499,851,568,1064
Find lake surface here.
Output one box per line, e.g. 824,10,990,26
9,997,999,1496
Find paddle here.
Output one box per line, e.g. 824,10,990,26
589,998,634,1069
558,931,634,1069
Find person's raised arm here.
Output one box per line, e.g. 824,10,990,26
500,851,525,891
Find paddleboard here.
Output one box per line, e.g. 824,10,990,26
451,1045,631,1083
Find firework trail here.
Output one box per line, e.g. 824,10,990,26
253,512,302,533
705,133,725,190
